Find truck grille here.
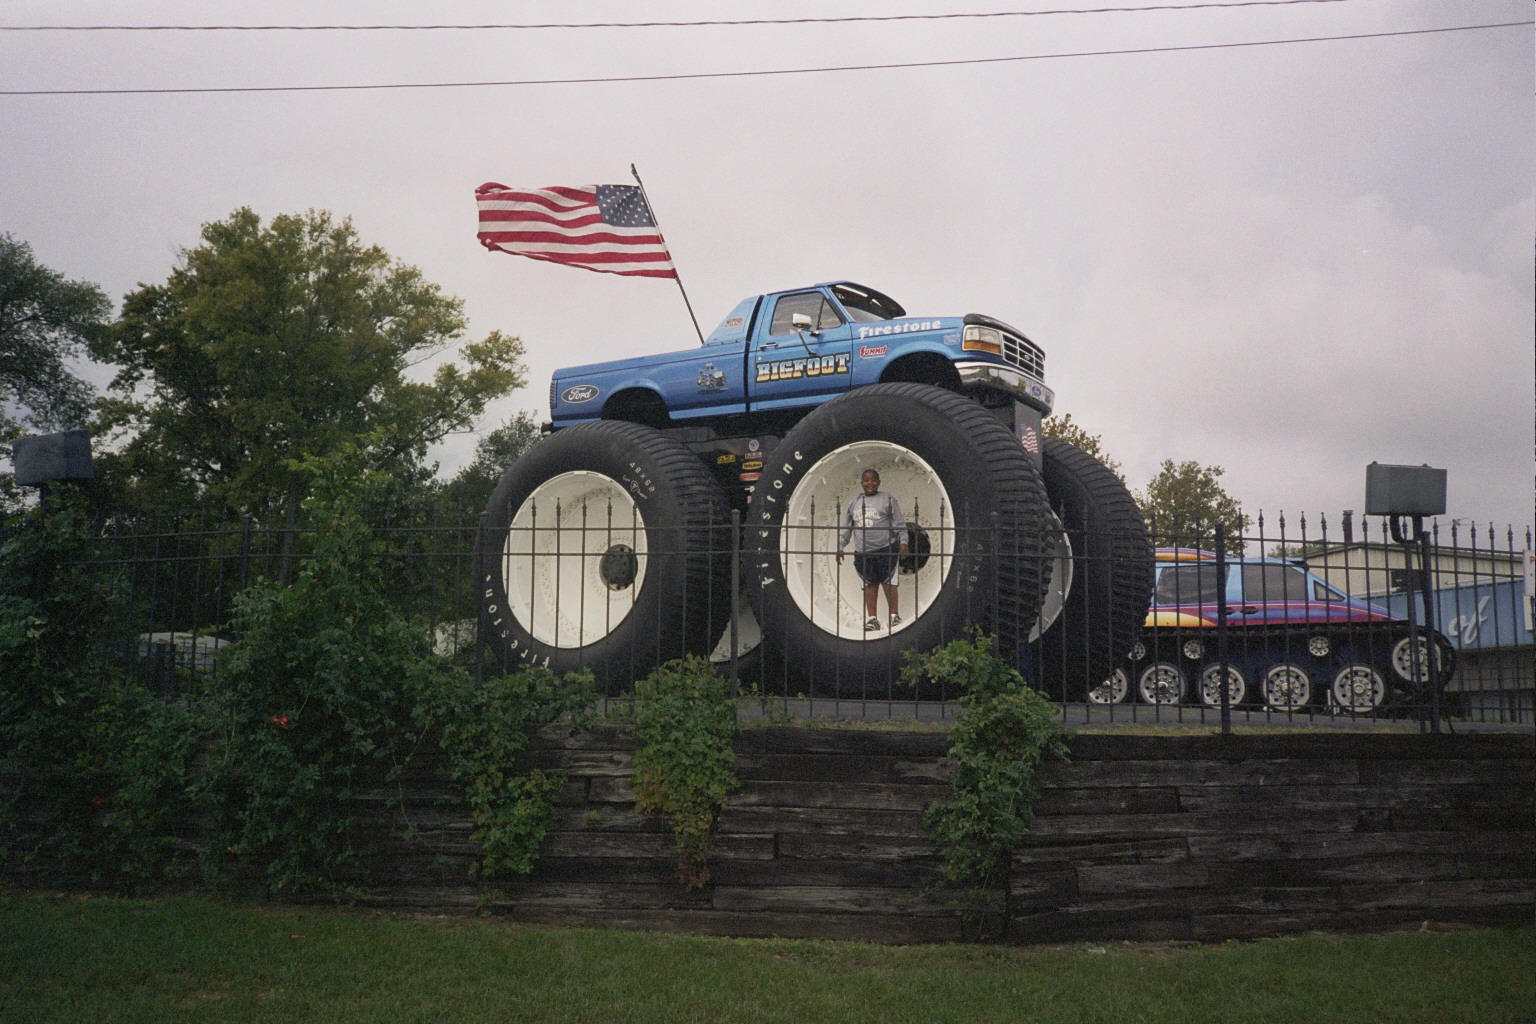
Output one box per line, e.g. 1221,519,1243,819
1003,334,1045,380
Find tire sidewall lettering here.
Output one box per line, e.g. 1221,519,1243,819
743,383,1049,693
475,421,728,685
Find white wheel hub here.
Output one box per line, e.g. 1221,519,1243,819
1199,664,1247,707
1028,513,1072,643
1390,635,1440,683
1088,667,1130,705
1138,662,1186,705
1332,664,1386,712
501,470,647,648
1263,664,1312,712
778,440,955,640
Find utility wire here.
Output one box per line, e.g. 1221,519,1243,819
1,20,1525,97
1,0,1370,32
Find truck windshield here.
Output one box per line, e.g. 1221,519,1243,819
832,284,903,323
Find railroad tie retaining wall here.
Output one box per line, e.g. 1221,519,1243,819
350,726,1534,944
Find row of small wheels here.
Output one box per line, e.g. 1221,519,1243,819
476,383,1154,695
1089,631,1454,713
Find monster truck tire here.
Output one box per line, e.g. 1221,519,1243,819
1033,437,1154,702
745,382,1049,697
476,420,730,689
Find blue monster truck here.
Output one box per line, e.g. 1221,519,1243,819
478,282,1154,694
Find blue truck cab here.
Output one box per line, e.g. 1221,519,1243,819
549,282,1054,441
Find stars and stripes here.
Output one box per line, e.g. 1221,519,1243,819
1020,425,1040,454
475,182,677,279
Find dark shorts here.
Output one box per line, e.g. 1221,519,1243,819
852,543,900,587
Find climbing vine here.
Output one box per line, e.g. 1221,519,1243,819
904,632,1070,893
620,656,739,889
431,665,594,878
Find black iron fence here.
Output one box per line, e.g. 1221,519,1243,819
50,507,1536,728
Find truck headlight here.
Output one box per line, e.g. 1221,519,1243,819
962,325,1004,356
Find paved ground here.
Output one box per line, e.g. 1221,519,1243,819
722,698,1534,733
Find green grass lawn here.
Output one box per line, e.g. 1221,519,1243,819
2,893,1532,1024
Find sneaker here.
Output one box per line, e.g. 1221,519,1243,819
865,617,880,631
889,614,901,627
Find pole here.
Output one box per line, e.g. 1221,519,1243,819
1391,514,1439,732
1215,522,1232,736
1416,521,1442,733
729,508,741,699
630,164,705,345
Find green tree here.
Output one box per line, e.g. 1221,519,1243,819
1,234,111,513
436,410,542,516
1,233,108,433
91,208,525,521
1041,412,1122,480
1136,459,1249,551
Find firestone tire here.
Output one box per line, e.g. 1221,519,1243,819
1032,437,1154,702
745,383,1049,697
476,420,730,690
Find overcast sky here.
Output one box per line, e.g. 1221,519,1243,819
3,0,1531,537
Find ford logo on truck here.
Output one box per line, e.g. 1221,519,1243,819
560,384,600,404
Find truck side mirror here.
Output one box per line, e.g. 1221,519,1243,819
791,312,820,337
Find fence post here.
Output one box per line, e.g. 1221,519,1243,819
1418,523,1441,733
729,508,740,699
238,514,253,591
1215,522,1232,736
474,511,489,687
1389,514,1438,732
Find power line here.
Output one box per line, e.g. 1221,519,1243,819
0,0,1370,32
1,20,1525,97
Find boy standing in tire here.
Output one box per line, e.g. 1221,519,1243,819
836,470,909,631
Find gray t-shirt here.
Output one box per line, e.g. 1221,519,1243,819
839,491,906,553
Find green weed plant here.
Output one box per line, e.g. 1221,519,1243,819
904,632,1070,893
431,665,593,877
621,655,739,888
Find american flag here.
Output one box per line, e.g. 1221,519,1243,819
475,183,677,279
1020,425,1040,454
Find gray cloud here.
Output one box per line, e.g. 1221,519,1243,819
3,0,1529,531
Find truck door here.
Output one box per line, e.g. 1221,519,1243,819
749,290,856,411
1237,563,1348,624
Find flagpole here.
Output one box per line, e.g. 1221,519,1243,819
631,164,705,345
